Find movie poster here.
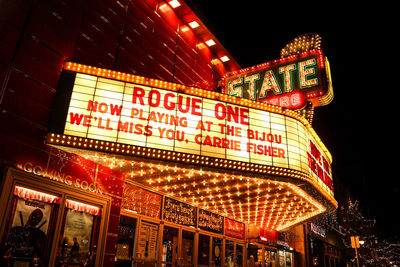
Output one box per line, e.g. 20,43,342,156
6,198,53,262
60,209,95,264
286,252,292,267
279,251,285,267
11,198,52,235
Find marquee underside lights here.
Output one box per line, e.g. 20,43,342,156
45,146,328,231
46,133,336,206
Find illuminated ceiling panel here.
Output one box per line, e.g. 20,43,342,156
53,147,326,231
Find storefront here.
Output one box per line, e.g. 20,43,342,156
1,59,337,266
113,182,247,267
306,223,348,267
0,0,337,266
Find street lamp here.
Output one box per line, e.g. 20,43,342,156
351,236,361,267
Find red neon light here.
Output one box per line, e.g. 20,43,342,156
259,91,305,109
14,186,60,204
66,199,101,216
225,217,245,239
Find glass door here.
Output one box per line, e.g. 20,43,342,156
247,244,262,267
197,234,210,266
162,226,179,267
265,249,278,267
236,243,244,267
270,251,277,267
225,240,234,267
285,251,292,267
181,230,195,267
115,215,138,267
278,251,285,267
212,237,222,267
264,250,271,267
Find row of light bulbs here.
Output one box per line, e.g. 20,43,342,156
83,152,325,230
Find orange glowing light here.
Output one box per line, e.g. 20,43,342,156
66,152,327,230
205,39,216,47
188,21,200,29
168,0,181,8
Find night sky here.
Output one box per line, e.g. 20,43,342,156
188,1,399,240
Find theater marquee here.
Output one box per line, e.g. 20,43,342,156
48,62,333,195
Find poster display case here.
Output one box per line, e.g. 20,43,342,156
55,200,101,266
136,221,159,264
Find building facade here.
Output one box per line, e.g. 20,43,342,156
0,0,336,266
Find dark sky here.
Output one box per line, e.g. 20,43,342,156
188,1,399,240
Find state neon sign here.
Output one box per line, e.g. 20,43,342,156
222,49,331,109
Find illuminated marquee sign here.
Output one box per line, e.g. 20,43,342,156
224,217,244,239
198,209,223,234
222,49,331,109
50,64,333,193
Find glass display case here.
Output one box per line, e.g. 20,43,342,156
55,199,101,267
